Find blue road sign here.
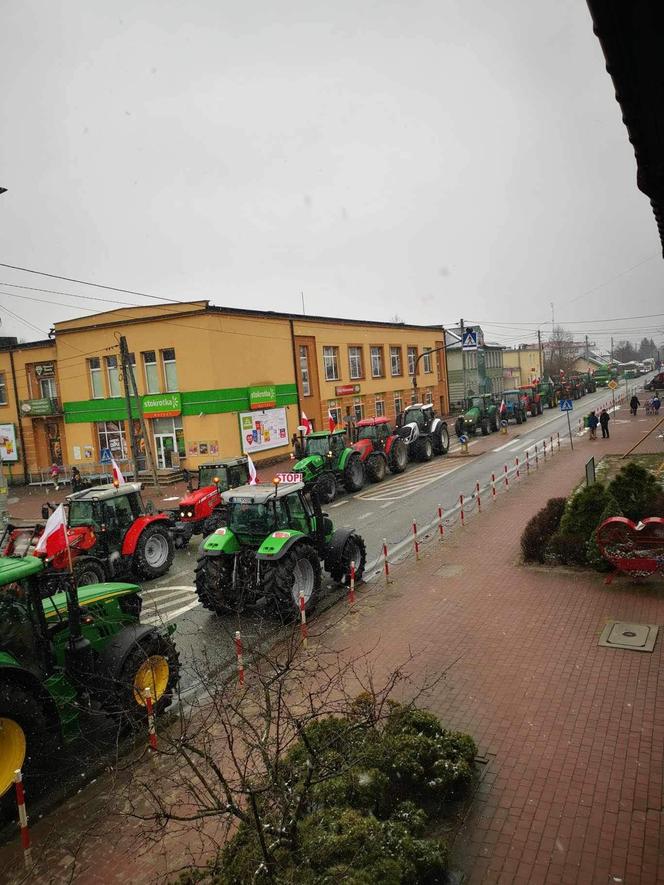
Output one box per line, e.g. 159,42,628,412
100,448,112,463
462,329,478,350
559,399,574,412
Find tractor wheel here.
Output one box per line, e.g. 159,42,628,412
413,436,433,461
516,412,522,425
112,630,180,721
433,424,449,455
0,683,53,812
480,417,490,436
342,453,365,492
388,438,408,474
194,553,240,614
263,543,322,619
491,414,499,432
329,532,367,586
366,453,387,483
133,524,174,580
522,410,527,423
313,473,337,504
73,556,107,586
201,508,228,539
538,402,543,415
531,406,538,418
454,417,464,438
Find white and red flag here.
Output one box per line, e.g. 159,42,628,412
111,456,126,486
301,411,312,434
35,504,68,558
328,410,337,432
247,454,258,485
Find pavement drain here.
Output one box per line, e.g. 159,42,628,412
598,621,659,652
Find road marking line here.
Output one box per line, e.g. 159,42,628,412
357,512,374,519
493,437,525,452
144,599,200,625
142,589,195,607
330,500,348,507
142,584,195,596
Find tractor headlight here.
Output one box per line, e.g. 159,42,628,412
180,511,186,519
187,510,193,518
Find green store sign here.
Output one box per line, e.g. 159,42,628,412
20,398,56,417
248,385,277,410
142,392,182,417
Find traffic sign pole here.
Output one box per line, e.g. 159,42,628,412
560,399,574,451
567,411,574,451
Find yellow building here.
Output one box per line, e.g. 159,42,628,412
502,346,543,389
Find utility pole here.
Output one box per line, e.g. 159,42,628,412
119,336,159,488
611,336,614,364
119,337,141,481
460,318,467,406
585,335,589,360
537,329,544,379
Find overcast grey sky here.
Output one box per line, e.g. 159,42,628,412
1,0,662,350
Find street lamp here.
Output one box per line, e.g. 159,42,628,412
411,342,449,405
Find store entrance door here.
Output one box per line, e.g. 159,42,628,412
154,434,177,469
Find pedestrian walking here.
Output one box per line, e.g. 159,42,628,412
49,462,61,491
588,411,599,440
599,408,610,438
653,395,661,415
630,395,640,416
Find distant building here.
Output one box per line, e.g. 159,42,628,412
503,345,543,389
445,326,504,405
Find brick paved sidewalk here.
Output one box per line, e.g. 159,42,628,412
0,411,662,883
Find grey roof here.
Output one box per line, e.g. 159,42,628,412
67,482,143,502
222,482,304,504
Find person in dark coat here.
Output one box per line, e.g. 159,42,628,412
599,408,610,438
630,395,640,415
588,411,599,440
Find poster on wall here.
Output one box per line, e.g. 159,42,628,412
239,408,288,454
0,424,18,461
188,443,199,457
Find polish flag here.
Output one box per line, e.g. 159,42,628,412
35,504,68,557
301,411,312,434
111,456,126,486
247,454,258,485
499,399,507,415
328,410,337,432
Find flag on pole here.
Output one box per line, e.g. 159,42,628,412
499,399,507,415
301,411,312,434
111,456,126,486
328,410,337,432
247,454,257,485
35,504,68,557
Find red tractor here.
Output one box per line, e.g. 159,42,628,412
3,482,176,587
351,418,409,482
173,458,251,546
519,384,543,417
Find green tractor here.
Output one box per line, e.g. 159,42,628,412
0,556,179,813
292,429,365,503
454,394,500,437
195,481,367,619
539,380,560,409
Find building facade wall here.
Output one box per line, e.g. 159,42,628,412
447,347,505,405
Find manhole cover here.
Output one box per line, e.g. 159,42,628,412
598,621,659,652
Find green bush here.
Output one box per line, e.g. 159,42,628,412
545,532,588,566
559,483,612,541
520,497,567,563
585,494,622,571
608,462,662,521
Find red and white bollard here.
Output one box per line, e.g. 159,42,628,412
144,686,157,751
556,431,561,451
235,630,245,686
525,450,530,474
503,464,509,489
14,770,31,870
515,457,520,480
459,494,465,526
348,560,356,606
382,538,390,583
299,590,308,648
412,519,420,560
543,439,547,460
475,481,481,512
550,434,554,453
437,505,444,538
491,473,497,500
534,445,539,468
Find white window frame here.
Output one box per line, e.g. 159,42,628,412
390,346,402,377
353,399,364,421
328,400,341,426
407,346,417,376
161,348,178,392
299,345,311,396
370,346,384,378
348,346,363,381
375,398,385,417
89,358,103,399
423,348,433,374
323,346,339,382
394,392,403,416
105,355,120,398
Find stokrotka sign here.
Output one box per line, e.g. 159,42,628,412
248,385,277,410
335,384,361,396
142,392,182,418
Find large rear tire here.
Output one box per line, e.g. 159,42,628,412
263,543,322,619
313,473,337,504
133,524,174,580
366,453,387,483
432,424,449,455
73,556,107,586
0,684,53,813
387,438,408,474
201,507,228,539
412,437,433,462
194,553,239,614
112,631,180,720
328,532,367,585
342,453,365,492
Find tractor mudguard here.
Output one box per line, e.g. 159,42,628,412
323,528,355,573
98,624,164,679
201,527,241,556
384,435,395,455
337,447,355,471
352,439,373,461
293,454,325,483
256,529,307,560
121,514,173,557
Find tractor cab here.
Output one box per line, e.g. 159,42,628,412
354,417,392,445
301,430,347,460
174,458,250,545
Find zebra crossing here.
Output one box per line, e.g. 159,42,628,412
141,584,198,626
354,459,464,503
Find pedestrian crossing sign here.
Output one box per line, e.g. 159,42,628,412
559,399,573,411
462,329,478,350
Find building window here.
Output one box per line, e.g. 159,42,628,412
370,346,384,378
390,346,402,377
142,351,159,394
161,348,178,392
353,399,364,421
105,356,120,398
96,420,127,459
39,377,57,399
0,373,7,405
323,346,340,381
375,398,385,417
348,346,363,380
299,345,311,396
423,348,433,373
407,346,418,376
424,389,433,404
89,358,104,399
328,400,341,427
394,392,403,417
